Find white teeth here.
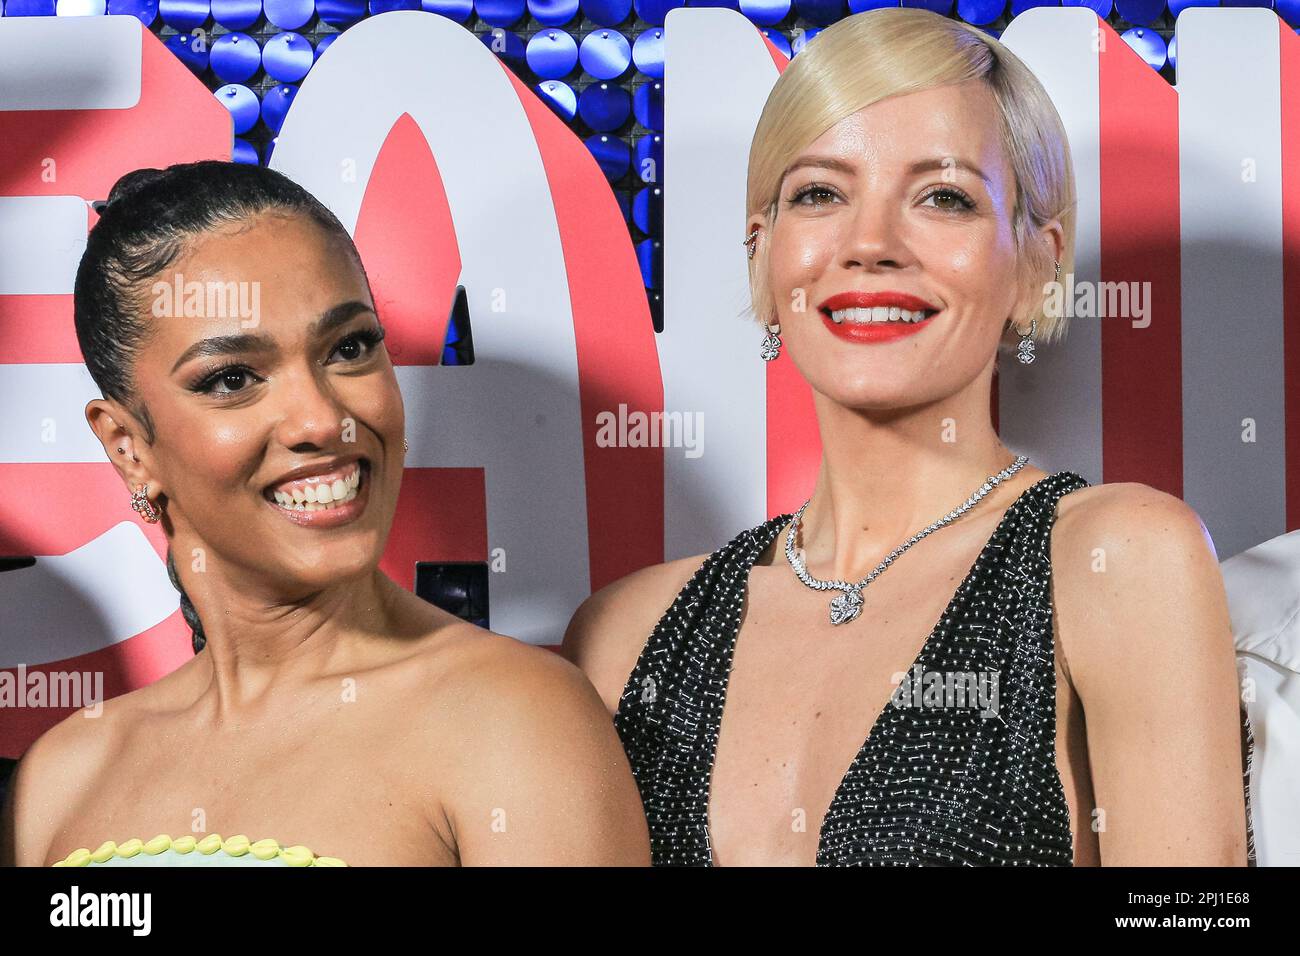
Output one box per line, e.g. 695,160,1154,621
283,485,358,512
829,306,932,324
274,487,357,510
268,462,364,512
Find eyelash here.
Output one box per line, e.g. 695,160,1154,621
188,327,387,397
788,182,977,212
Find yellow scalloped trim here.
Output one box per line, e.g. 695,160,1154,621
51,833,347,867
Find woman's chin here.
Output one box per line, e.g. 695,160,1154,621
815,380,941,412
255,512,390,586
273,545,383,590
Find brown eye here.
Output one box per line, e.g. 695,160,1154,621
327,327,386,364
921,187,976,212
790,183,839,206
191,364,260,396
335,337,363,361
217,369,251,391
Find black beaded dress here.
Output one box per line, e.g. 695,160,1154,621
612,471,1091,866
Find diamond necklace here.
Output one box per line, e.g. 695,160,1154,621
784,455,1031,626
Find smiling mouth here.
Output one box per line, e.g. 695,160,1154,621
820,306,940,324
263,459,368,513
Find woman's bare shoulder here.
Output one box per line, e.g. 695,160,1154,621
397,622,651,864
7,653,205,779
558,553,712,713
1,695,124,866
0,645,242,865
1052,479,1215,560
414,618,579,687
1047,480,1245,864
388,613,613,733
1050,479,1229,680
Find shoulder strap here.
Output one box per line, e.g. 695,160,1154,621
1023,470,1092,567
613,513,789,777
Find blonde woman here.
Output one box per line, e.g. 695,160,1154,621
563,9,1248,866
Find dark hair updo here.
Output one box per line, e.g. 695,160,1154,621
74,161,370,654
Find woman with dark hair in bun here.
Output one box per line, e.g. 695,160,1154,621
0,161,649,867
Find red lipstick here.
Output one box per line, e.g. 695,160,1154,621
818,290,940,345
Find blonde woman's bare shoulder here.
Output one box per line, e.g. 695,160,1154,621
1049,479,1230,677
1052,479,1215,556
559,552,712,714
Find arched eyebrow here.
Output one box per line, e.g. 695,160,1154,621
907,157,992,187
782,154,992,188
169,300,377,373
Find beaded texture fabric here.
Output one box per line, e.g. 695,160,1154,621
613,471,1092,866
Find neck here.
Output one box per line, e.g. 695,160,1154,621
166,545,403,718
794,369,1030,583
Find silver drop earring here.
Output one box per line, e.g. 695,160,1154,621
1012,259,1059,366
1015,319,1037,365
743,227,781,360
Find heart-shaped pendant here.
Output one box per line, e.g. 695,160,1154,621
829,588,863,625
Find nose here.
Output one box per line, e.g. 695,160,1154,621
272,363,349,452
839,193,909,272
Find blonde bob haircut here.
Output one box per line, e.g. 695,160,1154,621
744,8,1077,350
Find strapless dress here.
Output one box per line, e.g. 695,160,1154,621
50,833,346,867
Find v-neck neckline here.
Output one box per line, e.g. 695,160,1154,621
701,472,1061,867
